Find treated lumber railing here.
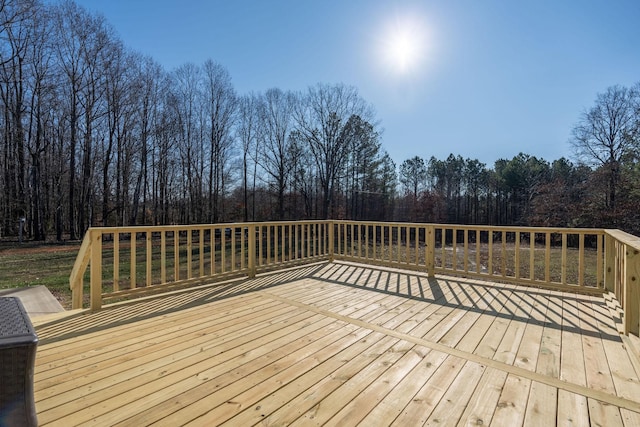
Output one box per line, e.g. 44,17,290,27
605,229,640,337
69,221,331,310
334,222,605,292
69,220,640,340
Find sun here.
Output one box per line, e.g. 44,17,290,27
385,30,419,73
379,16,427,76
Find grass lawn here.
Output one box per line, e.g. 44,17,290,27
0,238,603,312
0,241,81,309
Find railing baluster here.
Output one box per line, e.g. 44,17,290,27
248,224,256,277
221,230,226,273
452,228,458,271
114,232,120,292
131,232,137,289
463,229,469,272
186,230,192,279
405,226,410,265
307,223,311,258
397,225,401,264
146,231,152,287
199,229,204,277
579,233,585,287
210,227,216,275
258,225,263,266
530,232,535,281
545,232,551,283
561,233,567,285
267,226,271,265
241,226,246,270
476,230,481,274
289,224,293,262
488,230,493,275
161,231,166,285
515,231,520,280
372,225,377,260
441,228,446,270
599,234,606,289
501,230,506,277
231,227,236,271
174,231,179,281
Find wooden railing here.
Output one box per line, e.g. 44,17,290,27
69,221,331,310
69,220,640,340
334,222,605,292
605,229,640,337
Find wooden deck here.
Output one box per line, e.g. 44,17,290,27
32,262,640,426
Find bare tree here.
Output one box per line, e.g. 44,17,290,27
0,0,38,236
294,83,374,219
170,62,203,223
202,59,236,223
236,93,258,221
52,0,97,238
24,0,52,239
571,85,639,211
256,88,297,220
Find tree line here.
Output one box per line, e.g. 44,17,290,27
0,0,396,240
1,0,639,241
396,84,640,234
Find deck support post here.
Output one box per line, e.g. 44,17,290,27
71,274,83,310
426,225,435,277
604,234,615,292
90,229,103,311
624,245,640,336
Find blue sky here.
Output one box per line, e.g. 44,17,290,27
74,0,640,167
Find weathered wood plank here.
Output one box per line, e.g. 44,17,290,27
390,355,466,426
491,374,532,427
523,381,557,426
357,347,449,426
456,367,509,427
258,334,401,426
424,360,486,425
39,312,340,425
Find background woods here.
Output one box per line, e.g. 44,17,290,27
1,0,639,241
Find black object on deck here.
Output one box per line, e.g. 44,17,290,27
0,297,38,427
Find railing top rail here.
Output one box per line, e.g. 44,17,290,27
332,220,604,234
69,231,91,290
605,229,640,248
85,220,334,233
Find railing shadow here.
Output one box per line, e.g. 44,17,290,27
36,260,620,347
311,262,621,343
35,263,328,345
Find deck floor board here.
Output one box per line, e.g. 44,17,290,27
33,262,640,426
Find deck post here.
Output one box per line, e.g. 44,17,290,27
329,221,335,262
624,245,640,336
604,233,615,292
90,229,103,311
426,225,435,277
70,231,92,310
248,224,256,278
71,277,83,310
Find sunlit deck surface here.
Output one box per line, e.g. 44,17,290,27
33,262,640,426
